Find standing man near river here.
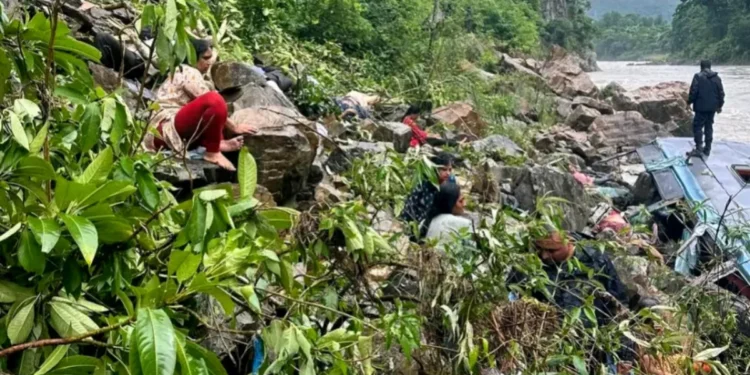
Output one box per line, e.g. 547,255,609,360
687,60,725,157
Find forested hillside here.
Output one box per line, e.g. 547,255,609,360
594,13,671,60
671,0,750,63
589,0,679,20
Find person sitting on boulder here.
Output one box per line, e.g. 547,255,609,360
425,181,474,247
143,38,257,171
400,152,455,240
402,104,429,148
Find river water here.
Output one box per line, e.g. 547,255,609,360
589,61,750,142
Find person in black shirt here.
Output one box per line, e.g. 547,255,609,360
687,60,725,157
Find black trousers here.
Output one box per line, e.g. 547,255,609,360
94,32,146,81
693,111,715,150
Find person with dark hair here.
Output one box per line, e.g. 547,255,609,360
400,152,455,240
402,104,429,148
425,182,473,245
143,38,256,171
688,59,725,157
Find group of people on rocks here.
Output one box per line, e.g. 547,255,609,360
398,155,644,372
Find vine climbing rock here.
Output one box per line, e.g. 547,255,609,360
431,102,485,138
540,45,599,99
611,81,694,137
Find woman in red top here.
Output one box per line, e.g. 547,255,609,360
401,104,432,148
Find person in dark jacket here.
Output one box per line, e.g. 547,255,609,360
400,152,455,240
687,60,725,157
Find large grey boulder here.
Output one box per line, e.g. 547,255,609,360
498,53,546,85
231,81,295,110
243,125,314,203
611,81,693,136
572,96,614,115
540,46,599,98
211,61,266,91
592,111,673,149
503,165,594,231
431,102,485,137
361,121,412,153
325,142,391,175
471,135,523,157
565,105,600,131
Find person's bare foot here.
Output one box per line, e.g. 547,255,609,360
220,136,244,152
204,152,236,171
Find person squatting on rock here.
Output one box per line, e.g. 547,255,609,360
142,38,257,171
400,152,455,240
687,60,725,157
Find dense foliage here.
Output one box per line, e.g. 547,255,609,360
594,12,671,61
588,0,679,20
540,0,597,55
671,0,750,63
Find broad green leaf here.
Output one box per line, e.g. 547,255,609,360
238,148,257,199
279,260,294,292
0,280,33,303
227,198,259,216
99,98,116,132
694,345,729,361
571,356,588,375
110,102,128,149
8,298,35,344
198,189,227,202
29,122,48,154
343,218,364,251
164,0,178,38
28,218,61,254
186,198,207,248
78,180,137,209
79,103,101,154
8,111,30,150
296,327,312,360
77,147,113,184
135,166,159,211
95,218,134,244
204,287,234,316
53,38,102,62
168,251,202,283
19,230,45,274
129,325,143,375
55,179,94,212
51,296,109,314
16,156,55,180
0,222,22,243
359,336,374,375
33,345,69,375
184,341,227,375
49,301,99,337
61,214,98,266
239,285,261,314
135,309,176,375
14,99,41,119
47,356,101,375
18,348,39,375
258,207,299,230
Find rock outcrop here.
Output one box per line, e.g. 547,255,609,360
503,165,594,231
611,81,693,137
498,53,546,85
211,61,266,91
540,46,599,98
431,102,485,137
592,111,674,149
242,123,315,203
572,96,614,115
361,121,412,153
565,105,600,131
471,135,523,158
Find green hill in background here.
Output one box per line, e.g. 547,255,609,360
588,0,680,20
